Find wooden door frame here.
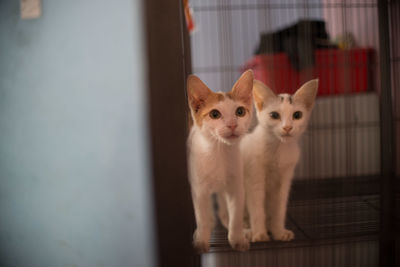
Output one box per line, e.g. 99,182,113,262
378,1,396,267
144,0,198,266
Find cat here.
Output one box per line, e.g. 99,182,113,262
187,70,254,252
241,79,318,242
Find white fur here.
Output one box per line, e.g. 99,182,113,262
187,66,255,255
242,80,318,242
188,97,252,252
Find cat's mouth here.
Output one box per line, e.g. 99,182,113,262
279,133,293,141
226,133,239,139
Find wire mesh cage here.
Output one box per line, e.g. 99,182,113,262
186,0,398,266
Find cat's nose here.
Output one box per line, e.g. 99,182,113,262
283,126,293,133
227,124,237,130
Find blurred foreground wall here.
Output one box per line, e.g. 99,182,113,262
0,1,156,266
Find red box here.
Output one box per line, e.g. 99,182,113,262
242,48,375,96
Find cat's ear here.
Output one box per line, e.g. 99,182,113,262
293,79,319,110
230,70,254,105
187,75,212,113
253,80,276,111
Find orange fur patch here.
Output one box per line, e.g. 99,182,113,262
253,86,265,111
191,92,225,127
226,91,253,112
226,91,240,102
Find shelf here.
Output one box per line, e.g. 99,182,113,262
208,194,379,253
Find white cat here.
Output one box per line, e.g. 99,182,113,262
242,79,318,242
187,70,254,252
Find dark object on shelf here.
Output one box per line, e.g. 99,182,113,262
254,20,336,70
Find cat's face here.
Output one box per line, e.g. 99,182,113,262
254,79,318,142
187,70,254,145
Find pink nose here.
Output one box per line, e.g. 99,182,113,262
283,126,293,133
228,124,237,130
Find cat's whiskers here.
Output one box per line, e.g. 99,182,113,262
210,130,231,146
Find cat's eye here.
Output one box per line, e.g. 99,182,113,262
270,111,280,120
209,109,221,119
236,106,246,117
293,111,302,120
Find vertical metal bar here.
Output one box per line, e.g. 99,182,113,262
378,0,396,266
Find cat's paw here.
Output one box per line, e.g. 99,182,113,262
244,228,252,240
193,239,209,253
251,231,270,242
244,228,270,242
228,232,250,251
271,229,295,241
193,230,210,253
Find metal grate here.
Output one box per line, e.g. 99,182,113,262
208,195,379,252
187,0,397,265
190,0,380,180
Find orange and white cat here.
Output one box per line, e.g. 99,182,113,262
187,70,254,252
242,79,318,242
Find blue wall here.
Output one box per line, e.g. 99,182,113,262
0,1,155,266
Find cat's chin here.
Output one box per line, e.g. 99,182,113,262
278,134,295,143
220,135,241,145
226,133,240,140
209,131,241,145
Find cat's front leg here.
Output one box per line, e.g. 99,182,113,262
192,189,214,253
216,193,229,229
245,171,269,242
267,168,295,241
225,179,250,251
